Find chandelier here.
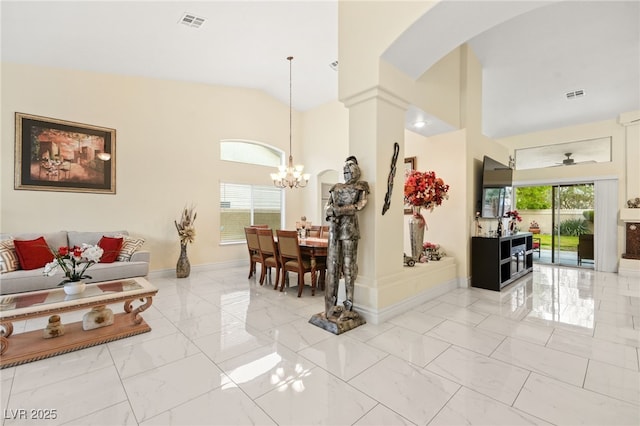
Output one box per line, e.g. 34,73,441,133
270,56,310,189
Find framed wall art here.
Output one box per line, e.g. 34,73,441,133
404,157,416,214
15,113,116,194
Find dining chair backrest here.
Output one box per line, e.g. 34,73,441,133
251,224,269,228
245,227,260,252
256,228,277,257
319,225,329,238
308,225,321,238
244,226,263,279
276,230,300,261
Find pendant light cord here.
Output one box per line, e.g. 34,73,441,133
288,56,293,159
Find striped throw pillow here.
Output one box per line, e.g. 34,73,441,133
0,239,20,273
116,237,145,262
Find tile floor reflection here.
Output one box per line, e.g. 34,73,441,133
1,263,638,425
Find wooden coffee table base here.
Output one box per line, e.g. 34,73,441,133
1,312,150,369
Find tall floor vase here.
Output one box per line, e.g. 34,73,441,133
176,243,191,278
408,206,427,261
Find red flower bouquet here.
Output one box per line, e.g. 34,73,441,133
404,170,450,212
504,210,522,222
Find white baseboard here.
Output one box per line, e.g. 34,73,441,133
356,277,459,325
148,259,245,279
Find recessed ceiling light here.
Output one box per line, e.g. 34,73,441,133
414,120,429,128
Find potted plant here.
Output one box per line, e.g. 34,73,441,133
528,220,540,234
43,244,104,294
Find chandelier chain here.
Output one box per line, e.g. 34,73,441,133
289,55,292,158
270,55,310,189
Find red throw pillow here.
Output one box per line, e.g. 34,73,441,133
98,236,123,263
13,236,54,270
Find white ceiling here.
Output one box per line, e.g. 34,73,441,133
1,1,339,111
2,1,639,141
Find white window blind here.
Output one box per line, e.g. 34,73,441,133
220,182,282,242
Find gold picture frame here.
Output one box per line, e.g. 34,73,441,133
15,113,116,194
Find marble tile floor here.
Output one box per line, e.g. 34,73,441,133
1,263,639,425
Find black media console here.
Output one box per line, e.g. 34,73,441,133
471,233,534,291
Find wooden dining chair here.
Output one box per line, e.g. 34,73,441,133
276,230,325,297
308,225,322,238
244,227,264,279
256,228,281,288
319,225,329,239
250,224,269,228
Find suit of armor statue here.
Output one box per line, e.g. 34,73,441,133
324,156,369,318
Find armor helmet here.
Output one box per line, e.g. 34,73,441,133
343,156,361,184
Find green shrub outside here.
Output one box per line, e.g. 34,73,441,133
553,218,589,236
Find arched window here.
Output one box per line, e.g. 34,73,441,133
220,139,282,167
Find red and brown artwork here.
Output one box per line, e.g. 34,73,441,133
15,113,116,194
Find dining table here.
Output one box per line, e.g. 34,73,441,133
274,235,328,295
298,237,328,295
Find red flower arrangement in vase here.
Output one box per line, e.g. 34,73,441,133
404,170,450,213
504,210,522,222
504,210,522,234
404,170,450,261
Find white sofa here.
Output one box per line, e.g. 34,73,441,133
0,230,150,295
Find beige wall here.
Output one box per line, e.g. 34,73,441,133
338,0,434,104
415,48,461,129
1,62,346,272
300,101,349,224
404,129,468,280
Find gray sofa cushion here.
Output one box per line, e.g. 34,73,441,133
1,231,68,251
67,230,129,247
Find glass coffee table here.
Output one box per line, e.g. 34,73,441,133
0,277,158,368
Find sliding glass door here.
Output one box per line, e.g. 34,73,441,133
515,183,594,268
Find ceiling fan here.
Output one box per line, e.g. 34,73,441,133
560,152,576,165
551,152,596,167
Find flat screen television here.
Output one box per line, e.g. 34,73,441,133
480,156,512,218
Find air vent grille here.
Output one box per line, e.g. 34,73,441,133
179,13,205,28
566,89,585,99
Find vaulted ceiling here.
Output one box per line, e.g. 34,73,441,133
2,1,638,140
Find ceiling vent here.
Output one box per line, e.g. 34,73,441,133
566,89,585,99
329,60,338,71
179,13,205,28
